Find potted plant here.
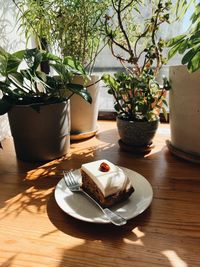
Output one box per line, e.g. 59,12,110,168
15,0,109,139
167,2,200,162
0,47,91,161
102,0,171,151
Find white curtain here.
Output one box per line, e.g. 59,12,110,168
0,0,26,141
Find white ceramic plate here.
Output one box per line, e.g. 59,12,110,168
54,167,153,224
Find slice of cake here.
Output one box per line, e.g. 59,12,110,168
81,159,134,207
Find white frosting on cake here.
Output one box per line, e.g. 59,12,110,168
81,159,132,197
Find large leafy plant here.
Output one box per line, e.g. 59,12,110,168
168,3,200,73
102,0,172,122
14,0,109,74
0,47,92,115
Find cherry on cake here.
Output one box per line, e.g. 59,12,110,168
81,159,134,207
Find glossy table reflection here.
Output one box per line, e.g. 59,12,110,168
0,121,200,267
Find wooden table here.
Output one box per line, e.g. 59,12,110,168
0,121,200,267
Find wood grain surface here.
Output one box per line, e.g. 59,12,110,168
0,121,199,267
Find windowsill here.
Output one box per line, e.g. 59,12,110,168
98,111,169,123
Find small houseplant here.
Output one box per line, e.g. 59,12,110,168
0,47,91,161
167,2,200,161
14,0,110,138
102,0,171,149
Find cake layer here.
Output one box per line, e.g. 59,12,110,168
81,169,134,207
81,159,133,197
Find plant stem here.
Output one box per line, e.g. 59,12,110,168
117,0,134,60
151,0,162,76
86,77,102,88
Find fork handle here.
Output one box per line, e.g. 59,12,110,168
102,208,127,226
81,190,127,226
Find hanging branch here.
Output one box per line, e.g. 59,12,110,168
117,0,135,61
104,15,130,54
151,0,163,76
120,0,136,12
104,0,142,75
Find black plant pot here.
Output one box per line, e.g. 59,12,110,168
116,116,159,146
8,101,70,162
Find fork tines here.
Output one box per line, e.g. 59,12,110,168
63,170,79,189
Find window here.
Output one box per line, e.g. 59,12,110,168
93,3,194,118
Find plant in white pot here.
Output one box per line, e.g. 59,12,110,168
102,0,171,152
0,47,91,161
15,0,110,139
167,2,200,162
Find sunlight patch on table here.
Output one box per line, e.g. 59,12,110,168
132,227,145,238
162,250,188,267
123,227,145,246
123,238,144,246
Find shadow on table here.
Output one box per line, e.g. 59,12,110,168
47,191,152,240
0,255,17,267
1,125,198,220
47,192,197,267
0,131,120,219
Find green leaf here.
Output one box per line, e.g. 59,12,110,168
12,49,26,59
33,50,43,71
20,69,32,80
0,80,10,93
101,73,110,82
0,97,12,115
162,99,168,107
42,52,61,62
24,48,40,70
102,73,119,90
163,77,171,90
50,63,69,80
107,88,114,95
162,106,168,122
36,71,47,82
114,103,121,112
190,30,200,41
8,75,26,91
0,47,8,57
188,51,200,73
0,55,7,76
177,41,189,54
67,83,92,103
0,49,22,76
167,34,185,47
6,54,22,74
182,48,197,65
168,42,184,59
8,72,24,89
191,3,200,23
63,56,86,75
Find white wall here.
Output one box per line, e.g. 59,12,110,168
0,0,26,141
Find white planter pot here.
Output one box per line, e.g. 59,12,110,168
169,65,200,157
70,75,100,140
8,101,70,162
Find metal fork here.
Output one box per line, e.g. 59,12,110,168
63,170,127,226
